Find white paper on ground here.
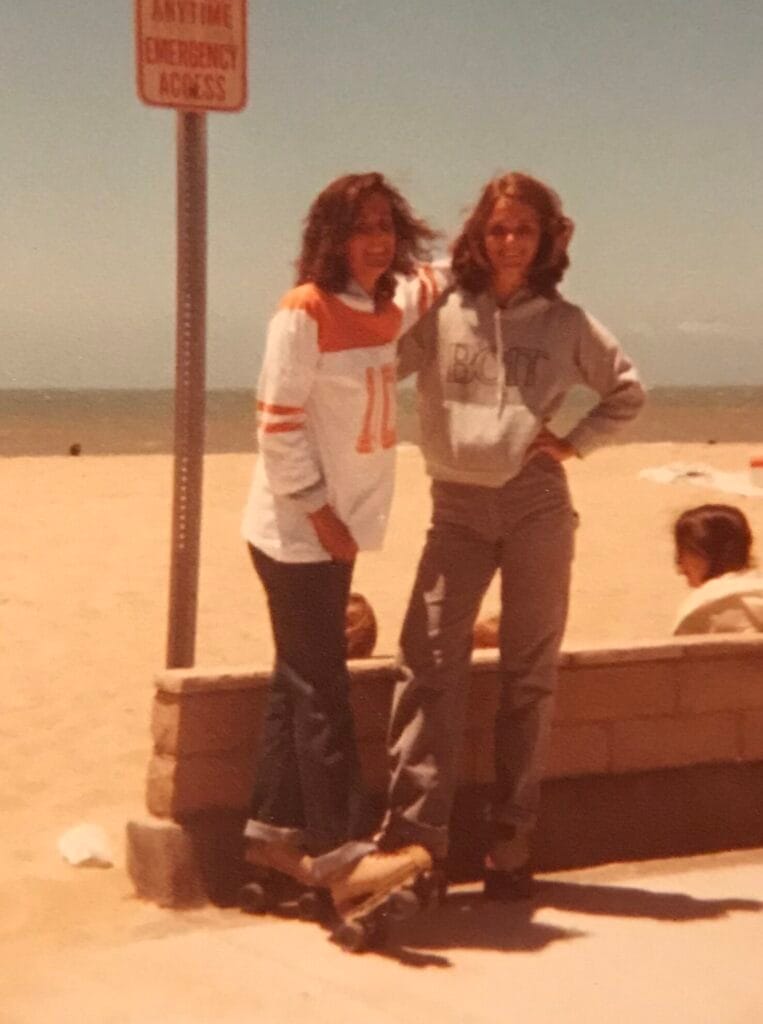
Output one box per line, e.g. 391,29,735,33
639,462,763,498
57,823,114,868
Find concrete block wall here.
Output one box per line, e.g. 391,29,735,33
145,636,763,821
128,635,763,904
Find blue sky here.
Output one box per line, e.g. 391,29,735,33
2,0,761,389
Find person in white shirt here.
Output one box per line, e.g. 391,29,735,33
241,172,443,909
673,504,763,634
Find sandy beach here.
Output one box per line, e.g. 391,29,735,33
1,440,762,1016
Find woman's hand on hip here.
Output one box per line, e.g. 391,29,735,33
308,504,358,562
524,428,577,464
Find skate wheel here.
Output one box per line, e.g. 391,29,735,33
335,919,369,953
386,887,420,921
297,888,334,923
364,911,389,948
413,868,448,908
239,880,272,914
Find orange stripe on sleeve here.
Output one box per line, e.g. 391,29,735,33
257,400,304,414
258,420,304,435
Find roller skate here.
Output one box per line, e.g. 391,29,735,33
330,846,446,952
239,839,334,923
483,828,535,902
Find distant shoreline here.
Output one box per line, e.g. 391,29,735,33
2,385,762,457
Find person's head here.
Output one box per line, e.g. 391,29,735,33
345,592,378,659
673,504,754,587
296,172,437,304
451,172,573,300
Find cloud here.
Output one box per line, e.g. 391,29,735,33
676,320,731,337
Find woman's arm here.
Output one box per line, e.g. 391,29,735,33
257,302,357,561
256,304,326,510
393,264,451,381
564,313,646,456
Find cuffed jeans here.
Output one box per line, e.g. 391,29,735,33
379,456,576,860
244,546,374,866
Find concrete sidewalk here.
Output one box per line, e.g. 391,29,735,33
4,847,762,1023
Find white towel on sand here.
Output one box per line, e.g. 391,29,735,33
639,462,763,498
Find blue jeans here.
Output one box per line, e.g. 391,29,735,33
379,457,576,860
244,546,374,863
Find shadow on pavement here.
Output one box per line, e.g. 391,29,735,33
370,894,584,967
531,878,762,921
373,878,762,967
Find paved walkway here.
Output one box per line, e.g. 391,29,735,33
4,848,762,1023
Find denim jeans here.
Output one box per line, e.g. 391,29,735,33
379,456,576,860
244,546,373,860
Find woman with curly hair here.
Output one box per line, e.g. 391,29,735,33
240,172,443,909
673,504,763,634
362,171,645,900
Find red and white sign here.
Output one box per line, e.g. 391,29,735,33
135,1,247,112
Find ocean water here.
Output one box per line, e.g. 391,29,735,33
1,386,762,457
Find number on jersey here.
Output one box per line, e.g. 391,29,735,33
356,363,396,453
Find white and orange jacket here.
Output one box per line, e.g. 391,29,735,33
242,268,445,562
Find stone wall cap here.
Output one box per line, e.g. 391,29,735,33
154,666,272,694
676,635,763,659
154,656,402,694
154,635,763,694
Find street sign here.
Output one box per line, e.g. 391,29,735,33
135,1,247,112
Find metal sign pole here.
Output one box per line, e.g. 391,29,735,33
166,110,207,669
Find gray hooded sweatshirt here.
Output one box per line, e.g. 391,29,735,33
398,286,645,486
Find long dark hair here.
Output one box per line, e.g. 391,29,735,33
296,172,437,305
451,171,573,297
674,504,754,581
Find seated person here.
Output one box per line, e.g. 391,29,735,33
673,504,763,634
345,592,378,659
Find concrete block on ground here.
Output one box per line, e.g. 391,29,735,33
126,816,207,908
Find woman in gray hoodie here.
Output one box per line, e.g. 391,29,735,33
373,171,646,900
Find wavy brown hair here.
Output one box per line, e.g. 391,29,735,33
674,504,754,581
452,172,573,297
295,172,437,305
